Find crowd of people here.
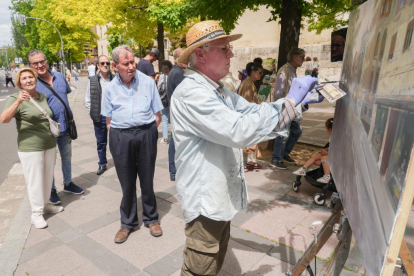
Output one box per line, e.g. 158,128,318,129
1,20,333,276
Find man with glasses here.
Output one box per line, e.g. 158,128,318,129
170,21,317,275
85,55,114,175
27,49,84,205
137,48,159,80
270,48,307,169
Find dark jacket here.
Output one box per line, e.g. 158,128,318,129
167,65,185,106
89,72,113,122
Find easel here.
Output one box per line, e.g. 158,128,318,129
286,151,414,276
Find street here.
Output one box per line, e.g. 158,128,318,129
0,70,19,186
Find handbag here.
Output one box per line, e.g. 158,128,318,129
38,78,78,139
158,81,168,108
29,97,61,137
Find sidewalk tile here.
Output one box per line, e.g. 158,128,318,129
19,237,64,264
65,261,109,276
16,245,87,276
91,251,140,276
68,235,109,260
24,227,53,248
57,227,84,244
77,210,120,234
230,227,274,254
44,215,73,236
143,245,184,276
243,254,293,276
220,240,266,275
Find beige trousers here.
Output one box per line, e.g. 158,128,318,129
18,147,56,213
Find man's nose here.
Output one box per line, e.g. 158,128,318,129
227,49,234,58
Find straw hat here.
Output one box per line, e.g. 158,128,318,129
177,20,242,64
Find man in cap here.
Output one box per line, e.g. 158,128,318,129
170,20,319,275
137,48,159,80
101,45,164,243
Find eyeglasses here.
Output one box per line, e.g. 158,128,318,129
201,44,233,54
257,70,263,75
299,55,305,59
100,62,110,66
30,59,47,67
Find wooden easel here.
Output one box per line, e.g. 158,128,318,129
288,150,414,276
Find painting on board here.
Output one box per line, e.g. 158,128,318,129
329,0,414,274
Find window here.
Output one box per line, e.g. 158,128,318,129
374,32,381,57
388,33,397,60
403,20,414,52
379,29,387,60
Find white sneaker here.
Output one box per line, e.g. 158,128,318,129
317,174,331,184
44,203,64,214
31,213,48,229
160,139,168,144
293,167,306,176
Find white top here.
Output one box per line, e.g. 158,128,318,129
88,65,96,77
305,61,313,71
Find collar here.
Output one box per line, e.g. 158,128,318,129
186,67,224,90
98,72,112,82
287,63,297,72
38,70,55,83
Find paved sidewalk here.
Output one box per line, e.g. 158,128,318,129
0,76,364,276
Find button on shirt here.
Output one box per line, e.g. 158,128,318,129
101,70,163,128
36,71,72,132
171,68,296,223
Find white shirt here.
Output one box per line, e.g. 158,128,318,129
305,61,313,71
85,73,112,113
88,65,96,77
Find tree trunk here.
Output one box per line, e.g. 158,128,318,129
157,22,165,65
276,0,302,71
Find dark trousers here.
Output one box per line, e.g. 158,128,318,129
6,77,15,87
93,116,108,167
168,136,177,177
109,122,159,229
272,120,302,162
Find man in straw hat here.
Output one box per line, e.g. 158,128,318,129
170,20,320,275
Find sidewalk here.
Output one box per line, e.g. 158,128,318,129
0,76,363,276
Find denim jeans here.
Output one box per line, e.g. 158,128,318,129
93,116,108,167
52,130,72,189
74,73,79,81
168,136,177,177
161,107,169,140
271,120,302,162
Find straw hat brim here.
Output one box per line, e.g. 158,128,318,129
177,34,242,64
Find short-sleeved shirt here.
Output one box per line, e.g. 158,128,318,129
4,93,56,152
36,71,72,132
101,70,163,128
137,59,156,77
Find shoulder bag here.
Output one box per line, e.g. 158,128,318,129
29,97,61,137
38,78,78,139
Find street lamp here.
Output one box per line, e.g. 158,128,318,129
18,14,66,73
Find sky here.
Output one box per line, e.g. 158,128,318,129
0,0,14,48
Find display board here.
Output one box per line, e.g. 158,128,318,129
329,0,414,275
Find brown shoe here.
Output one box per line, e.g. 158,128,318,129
114,228,131,243
146,222,163,237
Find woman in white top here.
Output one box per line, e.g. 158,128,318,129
304,56,313,76
312,57,319,78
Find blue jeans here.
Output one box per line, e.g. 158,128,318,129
74,73,79,81
93,116,108,167
161,107,169,140
271,120,302,162
168,136,176,177
52,130,72,189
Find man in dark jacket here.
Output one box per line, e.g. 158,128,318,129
166,48,187,181
85,55,113,175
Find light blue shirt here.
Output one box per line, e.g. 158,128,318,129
170,68,293,223
101,70,163,128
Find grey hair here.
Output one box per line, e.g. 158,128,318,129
112,45,133,64
27,49,46,63
287,48,305,62
173,48,184,58
188,44,210,68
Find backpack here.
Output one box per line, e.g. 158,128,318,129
159,79,168,108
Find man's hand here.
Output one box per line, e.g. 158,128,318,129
286,76,318,106
106,117,112,131
155,111,161,127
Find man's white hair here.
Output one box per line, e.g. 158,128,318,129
112,45,133,64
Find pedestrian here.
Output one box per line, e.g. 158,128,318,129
270,48,324,170
312,57,319,78
27,49,84,205
0,68,64,229
170,20,318,276
101,45,164,243
73,65,79,81
88,62,96,78
252,57,273,91
5,67,15,88
65,66,71,83
158,60,173,144
238,62,264,172
85,55,114,175
137,48,159,80
166,48,187,182
304,56,313,76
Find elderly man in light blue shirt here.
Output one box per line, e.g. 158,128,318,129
171,21,319,276
101,45,164,244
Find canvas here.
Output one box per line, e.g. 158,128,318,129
330,0,414,274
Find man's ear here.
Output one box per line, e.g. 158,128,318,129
111,62,117,69
194,48,206,64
